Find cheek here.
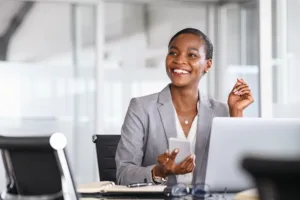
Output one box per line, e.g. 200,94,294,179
190,60,205,73
165,56,172,67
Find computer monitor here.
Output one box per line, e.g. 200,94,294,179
205,117,300,193
0,133,78,200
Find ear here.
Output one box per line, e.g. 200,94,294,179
204,59,212,73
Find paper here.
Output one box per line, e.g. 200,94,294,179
101,185,166,193
77,181,115,193
233,188,259,200
77,182,166,194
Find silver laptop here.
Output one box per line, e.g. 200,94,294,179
205,117,300,192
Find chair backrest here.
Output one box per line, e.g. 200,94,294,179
92,134,120,183
242,156,300,200
0,134,78,200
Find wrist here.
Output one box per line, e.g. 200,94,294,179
229,108,243,117
152,165,166,178
152,165,167,184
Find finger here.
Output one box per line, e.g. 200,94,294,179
242,94,254,102
181,154,195,168
239,78,248,85
238,88,251,94
233,85,248,93
164,149,170,157
231,80,242,92
240,93,254,102
157,150,170,163
237,78,244,83
169,149,178,162
234,84,248,91
235,89,251,95
181,154,194,163
186,161,195,172
238,90,251,96
185,157,196,172
159,157,169,165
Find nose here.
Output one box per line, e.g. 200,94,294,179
173,54,187,64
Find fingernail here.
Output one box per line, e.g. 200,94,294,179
234,91,238,95
233,89,237,92
175,149,178,153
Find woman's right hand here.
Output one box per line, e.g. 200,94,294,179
153,149,196,177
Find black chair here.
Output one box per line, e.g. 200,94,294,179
242,156,300,200
92,134,120,183
0,133,78,200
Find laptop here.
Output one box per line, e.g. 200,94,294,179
205,117,300,193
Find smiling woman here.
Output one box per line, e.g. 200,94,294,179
115,28,254,186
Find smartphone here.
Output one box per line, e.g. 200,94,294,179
168,137,192,164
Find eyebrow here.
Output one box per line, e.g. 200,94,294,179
188,47,199,52
169,46,178,50
169,46,199,52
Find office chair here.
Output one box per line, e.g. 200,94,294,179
0,133,78,200
242,156,300,200
92,134,120,182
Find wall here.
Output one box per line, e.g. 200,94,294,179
0,1,211,189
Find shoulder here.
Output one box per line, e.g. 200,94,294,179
127,92,159,113
207,97,229,117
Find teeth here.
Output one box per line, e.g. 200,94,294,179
173,69,189,74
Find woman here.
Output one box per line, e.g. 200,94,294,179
115,28,254,185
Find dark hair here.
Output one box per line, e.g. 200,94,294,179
168,28,213,60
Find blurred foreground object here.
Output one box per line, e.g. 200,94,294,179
242,156,300,200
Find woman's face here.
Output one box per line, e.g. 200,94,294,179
166,33,212,88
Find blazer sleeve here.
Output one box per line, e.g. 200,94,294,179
115,98,155,185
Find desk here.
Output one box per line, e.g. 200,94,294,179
78,183,257,200
80,194,238,200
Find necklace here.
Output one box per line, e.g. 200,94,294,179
184,118,189,125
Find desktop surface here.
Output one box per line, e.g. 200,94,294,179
80,193,237,200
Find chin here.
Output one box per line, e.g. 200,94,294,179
170,81,190,88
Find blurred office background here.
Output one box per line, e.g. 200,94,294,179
0,0,299,189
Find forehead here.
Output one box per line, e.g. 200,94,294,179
169,33,204,50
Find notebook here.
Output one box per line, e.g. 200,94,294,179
77,181,166,196
233,188,259,200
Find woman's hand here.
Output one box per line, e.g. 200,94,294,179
152,149,195,177
228,78,254,117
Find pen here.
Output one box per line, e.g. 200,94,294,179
127,182,154,188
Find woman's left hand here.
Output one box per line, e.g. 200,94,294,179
228,78,254,117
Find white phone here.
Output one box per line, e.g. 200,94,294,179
168,137,192,164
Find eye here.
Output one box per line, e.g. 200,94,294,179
188,53,197,58
168,51,177,56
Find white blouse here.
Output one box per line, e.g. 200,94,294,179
173,102,199,185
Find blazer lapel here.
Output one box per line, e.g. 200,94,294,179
157,85,177,144
193,92,214,184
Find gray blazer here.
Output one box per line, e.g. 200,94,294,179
115,85,229,185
